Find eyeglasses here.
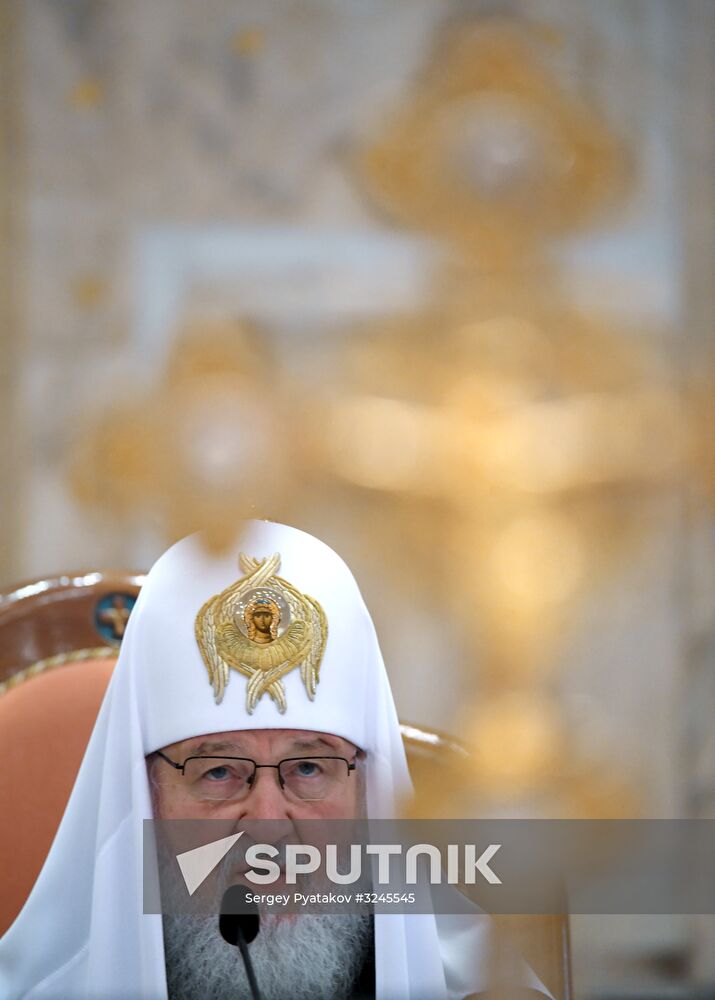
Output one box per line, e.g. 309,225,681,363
153,750,357,802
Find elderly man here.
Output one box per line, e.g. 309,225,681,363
150,725,371,999
0,521,549,999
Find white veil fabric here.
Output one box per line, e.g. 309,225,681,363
0,521,548,999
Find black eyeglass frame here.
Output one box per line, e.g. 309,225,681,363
153,749,357,793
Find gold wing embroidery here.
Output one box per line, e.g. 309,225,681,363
196,607,229,704
216,620,310,672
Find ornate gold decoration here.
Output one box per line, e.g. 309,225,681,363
358,20,629,266
69,321,295,553
318,280,677,818
195,552,327,713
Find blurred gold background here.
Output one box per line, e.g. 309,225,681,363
1,1,715,993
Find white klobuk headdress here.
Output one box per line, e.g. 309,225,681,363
0,521,549,999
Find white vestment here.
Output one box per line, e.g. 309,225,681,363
0,521,550,999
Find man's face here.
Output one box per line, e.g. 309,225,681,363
149,728,362,821
152,730,370,973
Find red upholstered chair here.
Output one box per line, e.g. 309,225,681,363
0,658,114,933
0,572,572,998
0,571,144,935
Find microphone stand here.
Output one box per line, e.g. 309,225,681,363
234,930,262,1000
219,884,263,1000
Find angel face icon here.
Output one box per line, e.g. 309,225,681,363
244,598,280,645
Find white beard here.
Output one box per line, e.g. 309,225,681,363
163,911,372,1000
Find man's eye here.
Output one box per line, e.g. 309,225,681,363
204,766,231,781
295,761,320,777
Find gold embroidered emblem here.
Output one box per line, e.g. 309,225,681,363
195,553,328,713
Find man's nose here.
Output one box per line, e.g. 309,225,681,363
239,767,292,820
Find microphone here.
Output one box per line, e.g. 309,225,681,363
219,884,262,1000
